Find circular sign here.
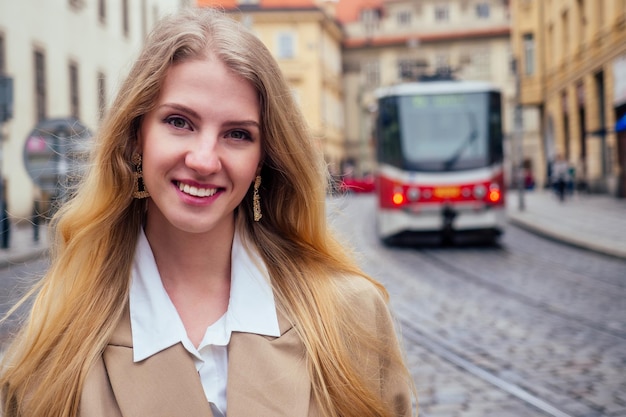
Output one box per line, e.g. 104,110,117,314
23,117,92,194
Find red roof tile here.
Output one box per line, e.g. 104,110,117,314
335,0,383,23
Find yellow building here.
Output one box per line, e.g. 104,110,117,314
198,0,346,176
512,0,626,196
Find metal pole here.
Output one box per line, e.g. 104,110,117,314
513,58,525,211
0,121,8,248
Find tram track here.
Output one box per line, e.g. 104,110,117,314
350,243,598,417
396,315,577,417
378,243,623,417
415,248,626,341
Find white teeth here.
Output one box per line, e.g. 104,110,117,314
178,182,217,197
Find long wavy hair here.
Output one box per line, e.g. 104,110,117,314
1,7,414,417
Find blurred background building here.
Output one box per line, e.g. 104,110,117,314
511,0,626,196
0,0,192,220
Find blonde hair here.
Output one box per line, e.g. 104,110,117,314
1,8,414,417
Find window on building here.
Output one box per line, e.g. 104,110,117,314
397,10,412,26
435,4,450,22
361,8,381,34
576,0,586,46
397,58,426,81
69,62,80,119
152,5,159,31
69,0,85,10
476,3,490,19
523,33,535,75
98,0,106,23
471,49,490,79
506,46,514,76
276,32,295,59
435,53,450,73
363,60,380,88
398,59,414,80
34,50,47,122
0,33,5,73
97,72,106,120
122,0,129,37
140,1,147,39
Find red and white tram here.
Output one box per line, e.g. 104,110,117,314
374,80,506,245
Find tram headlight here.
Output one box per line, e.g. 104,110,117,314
473,184,487,199
407,187,420,201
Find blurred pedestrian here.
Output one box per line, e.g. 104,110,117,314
0,7,415,417
552,153,570,202
523,168,535,190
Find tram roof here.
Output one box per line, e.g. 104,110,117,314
374,80,499,98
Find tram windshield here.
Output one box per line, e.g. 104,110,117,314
377,91,503,172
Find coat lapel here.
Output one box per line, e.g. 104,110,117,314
227,310,315,417
102,309,213,417
102,309,313,417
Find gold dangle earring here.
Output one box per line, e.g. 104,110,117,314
132,153,150,199
253,175,262,222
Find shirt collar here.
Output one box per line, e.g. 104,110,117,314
129,229,280,363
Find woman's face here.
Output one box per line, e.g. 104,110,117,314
138,54,262,238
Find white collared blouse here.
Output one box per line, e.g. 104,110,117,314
129,229,281,416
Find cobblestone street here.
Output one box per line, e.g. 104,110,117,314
329,194,626,417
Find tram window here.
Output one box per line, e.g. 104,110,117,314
377,97,403,167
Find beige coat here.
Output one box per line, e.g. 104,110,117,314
79,278,413,417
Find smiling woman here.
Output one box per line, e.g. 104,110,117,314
0,7,416,417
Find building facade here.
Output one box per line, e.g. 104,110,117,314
336,0,520,182
511,0,626,196
0,0,189,220
198,0,346,176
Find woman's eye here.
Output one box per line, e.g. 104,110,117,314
228,130,252,141
165,116,190,129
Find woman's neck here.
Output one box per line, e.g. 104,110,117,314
142,216,235,346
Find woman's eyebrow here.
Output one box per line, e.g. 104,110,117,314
158,103,260,129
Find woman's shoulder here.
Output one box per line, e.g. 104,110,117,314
333,274,390,316
334,273,383,295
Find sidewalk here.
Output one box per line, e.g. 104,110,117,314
506,189,626,259
0,222,48,269
0,190,624,267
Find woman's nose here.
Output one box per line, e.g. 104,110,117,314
185,138,222,174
